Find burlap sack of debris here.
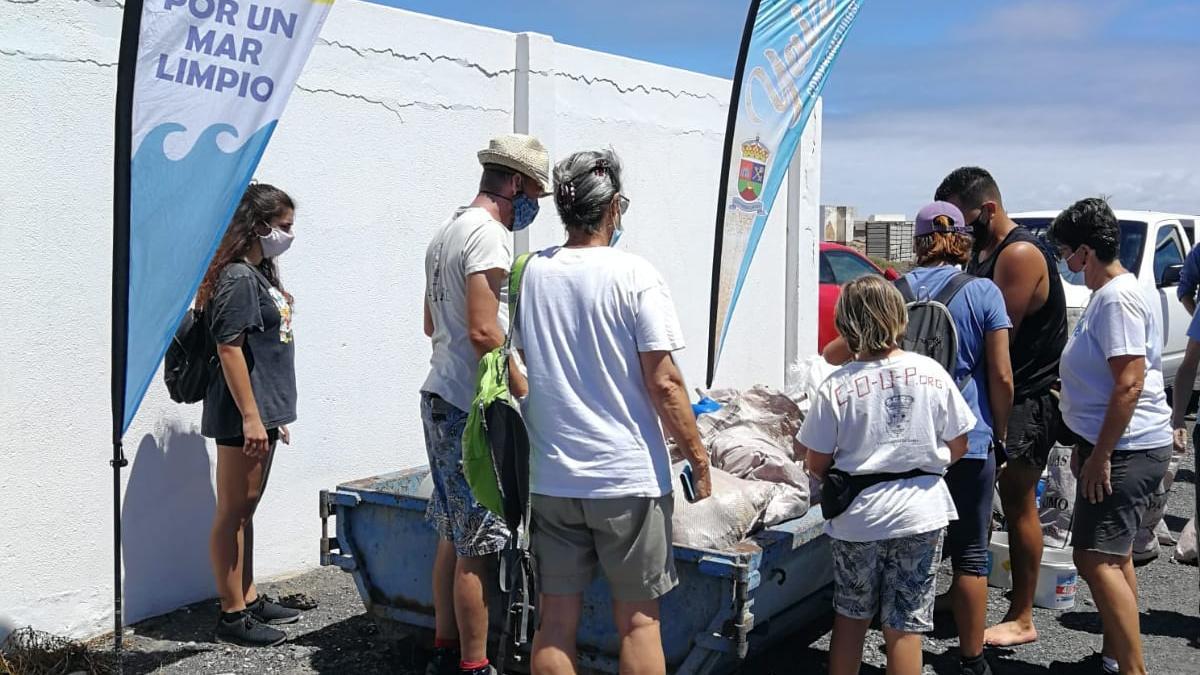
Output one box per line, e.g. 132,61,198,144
671,462,783,550
696,385,810,524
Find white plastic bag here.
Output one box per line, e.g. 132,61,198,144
671,462,782,550
1175,517,1198,564
785,354,837,416
1039,444,1076,547
1133,450,1182,554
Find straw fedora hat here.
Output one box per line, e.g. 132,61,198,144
477,134,551,195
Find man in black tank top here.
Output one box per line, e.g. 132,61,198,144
937,167,1068,649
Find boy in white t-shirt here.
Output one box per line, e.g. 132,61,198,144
799,275,976,675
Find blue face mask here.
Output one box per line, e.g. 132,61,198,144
1058,259,1085,285
512,193,540,231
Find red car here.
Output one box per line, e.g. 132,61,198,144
817,242,899,352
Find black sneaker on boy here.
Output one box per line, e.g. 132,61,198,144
247,595,302,625
214,610,287,647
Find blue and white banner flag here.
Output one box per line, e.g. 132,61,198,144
707,0,863,386
114,0,333,435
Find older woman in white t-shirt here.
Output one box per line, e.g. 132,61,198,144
1049,198,1172,675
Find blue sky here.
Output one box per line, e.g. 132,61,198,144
370,0,1200,217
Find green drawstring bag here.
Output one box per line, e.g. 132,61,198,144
463,252,533,520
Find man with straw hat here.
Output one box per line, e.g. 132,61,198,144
420,133,550,675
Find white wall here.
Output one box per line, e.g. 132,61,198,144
0,0,820,638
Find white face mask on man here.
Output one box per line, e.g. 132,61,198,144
259,226,295,258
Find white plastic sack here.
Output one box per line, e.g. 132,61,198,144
1133,450,1182,554
785,354,837,416
1039,444,1076,547
1175,517,1198,564
671,462,782,550
696,386,809,524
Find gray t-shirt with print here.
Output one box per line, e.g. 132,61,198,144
201,262,297,439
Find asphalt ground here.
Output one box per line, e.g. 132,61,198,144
117,449,1199,674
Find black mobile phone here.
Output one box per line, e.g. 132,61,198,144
679,463,698,503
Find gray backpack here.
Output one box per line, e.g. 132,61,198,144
895,273,975,390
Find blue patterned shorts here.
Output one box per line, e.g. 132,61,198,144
420,392,509,557
831,529,944,633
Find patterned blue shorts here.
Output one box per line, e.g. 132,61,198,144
420,392,509,557
831,529,944,633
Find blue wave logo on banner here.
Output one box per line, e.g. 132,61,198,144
707,0,863,385
123,122,276,430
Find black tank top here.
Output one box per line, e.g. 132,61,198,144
967,227,1067,401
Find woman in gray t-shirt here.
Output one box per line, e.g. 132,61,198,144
195,183,301,647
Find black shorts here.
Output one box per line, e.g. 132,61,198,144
215,427,280,448
1006,392,1060,469
1072,443,1172,556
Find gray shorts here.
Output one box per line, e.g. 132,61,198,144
531,494,678,602
1072,443,1172,557
831,529,944,633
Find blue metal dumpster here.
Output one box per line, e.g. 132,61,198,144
320,467,832,674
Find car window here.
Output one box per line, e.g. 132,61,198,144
1012,217,1147,276
825,250,880,285
819,253,836,284
1154,226,1185,285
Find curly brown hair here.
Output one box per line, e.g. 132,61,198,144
195,183,294,308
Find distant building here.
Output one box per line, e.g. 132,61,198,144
861,213,915,263
821,204,857,244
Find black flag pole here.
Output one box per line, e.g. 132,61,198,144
706,0,761,389
111,0,143,655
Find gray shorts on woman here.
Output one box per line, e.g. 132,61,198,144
531,494,677,602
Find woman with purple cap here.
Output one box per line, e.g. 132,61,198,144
903,201,1014,675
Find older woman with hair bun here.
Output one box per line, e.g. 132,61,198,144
1049,197,1172,675
512,149,711,675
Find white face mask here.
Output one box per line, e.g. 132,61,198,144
259,226,294,258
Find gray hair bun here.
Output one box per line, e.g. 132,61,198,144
553,149,623,235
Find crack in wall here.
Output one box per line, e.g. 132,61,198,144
296,84,510,123
561,112,723,140
317,38,516,79
316,38,722,104
0,48,117,69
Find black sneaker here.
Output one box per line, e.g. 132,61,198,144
214,611,287,647
460,665,496,675
425,646,461,675
961,654,993,675
248,595,302,625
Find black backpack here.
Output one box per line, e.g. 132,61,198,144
895,273,975,390
163,307,217,403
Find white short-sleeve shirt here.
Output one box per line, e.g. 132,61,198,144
515,246,685,499
422,207,513,412
799,351,976,542
1060,273,1172,450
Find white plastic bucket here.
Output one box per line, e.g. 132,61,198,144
986,532,1013,589
1034,546,1077,610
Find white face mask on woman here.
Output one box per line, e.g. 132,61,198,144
259,226,295,258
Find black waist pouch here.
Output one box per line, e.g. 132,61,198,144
820,468,942,520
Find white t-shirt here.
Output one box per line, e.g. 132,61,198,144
799,351,976,542
1060,273,1172,450
422,207,513,412
514,247,685,499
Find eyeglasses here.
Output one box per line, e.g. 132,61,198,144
618,195,630,214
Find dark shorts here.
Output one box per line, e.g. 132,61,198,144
1072,443,1172,557
215,427,280,447
832,529,944,633
1006,392,1060,469
944,454,996,576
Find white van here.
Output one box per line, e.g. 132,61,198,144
1010,210,1200,391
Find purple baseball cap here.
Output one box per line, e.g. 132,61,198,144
914,201,967,237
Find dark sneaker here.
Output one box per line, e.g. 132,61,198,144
248,595,302,625
961,654,993,675
214,611,287,647
460,665,497,675
425,646,461,675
